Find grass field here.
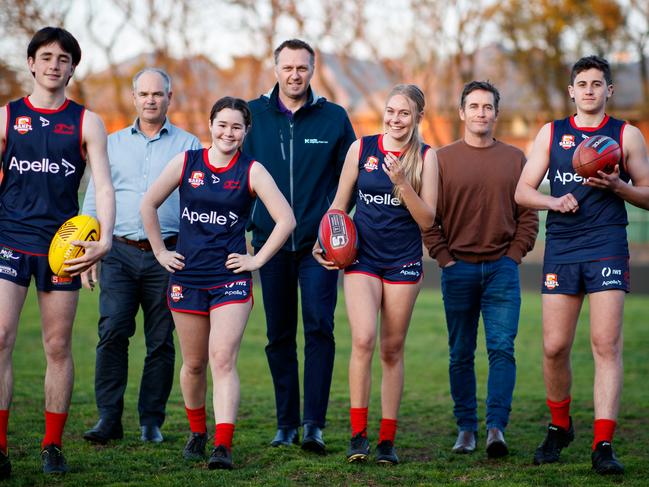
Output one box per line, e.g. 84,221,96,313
5,286,649,486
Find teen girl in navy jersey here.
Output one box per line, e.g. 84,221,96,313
314,85,437,464
141,97,294,470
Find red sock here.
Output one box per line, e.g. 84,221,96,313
214,423,235,449
0,410,8,454
185,405,207,434
546,396,571,430
378,418,398,443
42,411,68,449
593,419,617,450
350,407,368,437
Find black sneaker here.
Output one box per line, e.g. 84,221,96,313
592,441,624,475
346,433,370,463
533,419,575,465
183,432,207,460
208,444,233,470
41,444,68,474
376,440,399,465
0,449,10,480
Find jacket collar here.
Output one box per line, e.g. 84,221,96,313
264,84,323,112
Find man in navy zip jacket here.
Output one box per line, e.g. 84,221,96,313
243,38,355,453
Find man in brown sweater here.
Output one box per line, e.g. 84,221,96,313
423,80,538,457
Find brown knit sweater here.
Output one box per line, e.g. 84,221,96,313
422,139,538,267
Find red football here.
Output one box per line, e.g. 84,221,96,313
317,209,358,268
572,135,621,178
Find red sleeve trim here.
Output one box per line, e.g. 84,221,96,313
620,122,627,172
3,103,10,155
548,121,554,156
248,160,256,196
358,137,364,167
179,152,189,187
79,107,86,160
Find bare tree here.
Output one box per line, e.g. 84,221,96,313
496,0,624,118
625,0,649,116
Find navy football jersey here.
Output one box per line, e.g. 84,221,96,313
0,97,86,254
174,148,255,287
353,134,430,266
545,115,629,263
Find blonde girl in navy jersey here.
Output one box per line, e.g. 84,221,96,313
141,97,295,470
314,84,438,464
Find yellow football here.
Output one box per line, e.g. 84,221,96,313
48,215,100,277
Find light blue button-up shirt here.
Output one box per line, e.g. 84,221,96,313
83,118,202,240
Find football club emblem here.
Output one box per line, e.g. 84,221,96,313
170,285,184,302
559,135,575,150
364,156,379,172
13,116,32,134
544,273,559,290
188,171,205,188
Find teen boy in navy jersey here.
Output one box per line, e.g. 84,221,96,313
0,27,115,477
516,55,649,475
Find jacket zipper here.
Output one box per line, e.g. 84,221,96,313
289,120,296,251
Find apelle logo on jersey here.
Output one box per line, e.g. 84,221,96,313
8,156,76,177
181,207,239,227
13,116,32,135
188,171,205,188
559,135,575,150
358,189,400,206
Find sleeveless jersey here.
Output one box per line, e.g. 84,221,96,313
545,115,629,263
353,134,430,266
0,97,86,254
174,148,255,287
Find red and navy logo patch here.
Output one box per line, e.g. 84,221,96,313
364,156,378,172
544,273,558,290
188,171,205,188
170,285,183,302
559,135,575,150
13,116,32,134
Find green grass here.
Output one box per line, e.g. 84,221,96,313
5,286,649,485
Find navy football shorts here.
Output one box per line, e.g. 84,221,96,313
0,244,81,291
167,277,253,315
542,257,630,295
345,256,423,284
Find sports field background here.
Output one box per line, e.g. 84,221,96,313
6,286,649,486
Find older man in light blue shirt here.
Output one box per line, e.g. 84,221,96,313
82,68,201,445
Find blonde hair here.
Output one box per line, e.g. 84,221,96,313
385,84,425,205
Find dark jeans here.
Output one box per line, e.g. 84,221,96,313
95,239,175,427
257,248,338,429
441,256,521,432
